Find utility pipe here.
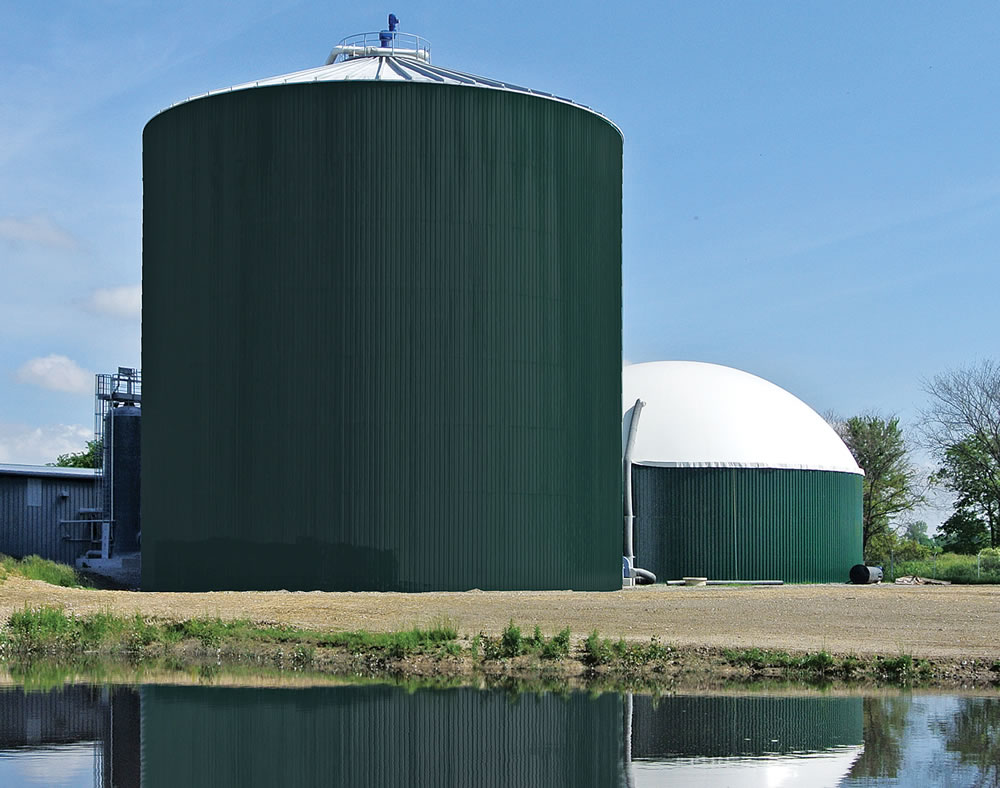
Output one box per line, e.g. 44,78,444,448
623,399,656,584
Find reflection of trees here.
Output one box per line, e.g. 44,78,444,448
848,696,912,779
938,698,1000,788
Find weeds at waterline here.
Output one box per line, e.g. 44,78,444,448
0,607,966,690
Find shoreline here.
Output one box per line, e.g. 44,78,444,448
2,607,999,692
2,575,999,690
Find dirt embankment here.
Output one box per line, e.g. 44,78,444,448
2,578,999,661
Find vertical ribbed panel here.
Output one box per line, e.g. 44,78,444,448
0,474,97,565
631,694,863,757
633,467,862,582
141,685,624,788
142,82,622,590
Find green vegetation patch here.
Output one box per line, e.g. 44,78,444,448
582,631,673,668
477,623,572,660
0,606,461,661
889,551,1000,584
0,555,91,588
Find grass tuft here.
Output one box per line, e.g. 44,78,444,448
0,555,91,588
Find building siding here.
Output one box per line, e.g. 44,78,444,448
142,82,622,591
0,472,97,565
632,466,862,583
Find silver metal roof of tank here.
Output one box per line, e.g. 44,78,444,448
166,34,621,136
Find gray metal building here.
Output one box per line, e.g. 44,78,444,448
0,464,98,565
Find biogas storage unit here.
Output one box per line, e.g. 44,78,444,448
622,361,863,583
141,25,623,591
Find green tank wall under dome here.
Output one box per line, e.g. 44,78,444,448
623,361,863,583
141,40,623,591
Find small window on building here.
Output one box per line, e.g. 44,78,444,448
26,478,42,507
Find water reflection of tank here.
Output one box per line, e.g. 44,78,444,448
103,404,141,553
627,694,864,788
140,685,624,787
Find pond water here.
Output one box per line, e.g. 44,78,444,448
0,683,996,787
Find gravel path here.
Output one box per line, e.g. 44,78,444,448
2,578,998,660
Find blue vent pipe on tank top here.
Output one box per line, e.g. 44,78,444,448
379,13,400,48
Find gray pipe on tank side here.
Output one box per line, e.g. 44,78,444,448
623,399,655,583
623,399,644,565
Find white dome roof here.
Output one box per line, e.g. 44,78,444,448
623,361,862,475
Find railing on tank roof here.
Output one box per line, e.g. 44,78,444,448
326,32,431,65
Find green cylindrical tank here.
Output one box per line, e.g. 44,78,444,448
623,361,863,583
633,466,863,583
141,44,623,591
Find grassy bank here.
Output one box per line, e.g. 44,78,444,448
0,555,91,588
2,607,997,691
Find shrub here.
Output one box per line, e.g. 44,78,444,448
500,621,524,658
541,628,571,659
479,623,573,660
800,651,835,673
583,630,612,666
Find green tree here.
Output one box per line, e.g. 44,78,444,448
901,519,932,546
922,360,1000,547
932,435,1000,548
832,414,925,561
49,439,102,469
937,509,989,554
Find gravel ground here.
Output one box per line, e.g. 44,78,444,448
2,578,999,660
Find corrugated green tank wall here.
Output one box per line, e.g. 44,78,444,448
633,466,862,583
142,82,622,591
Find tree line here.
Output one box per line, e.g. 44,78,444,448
831,359,1000,563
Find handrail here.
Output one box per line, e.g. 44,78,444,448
326,32,431,65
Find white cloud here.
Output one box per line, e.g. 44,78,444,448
0,214,78,250
0,422,92,465
88,284,141,319
15,355,92,394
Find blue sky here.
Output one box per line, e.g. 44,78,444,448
1,2,997,520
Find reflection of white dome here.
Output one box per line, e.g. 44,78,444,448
623,361,862,475
631,746,864,788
